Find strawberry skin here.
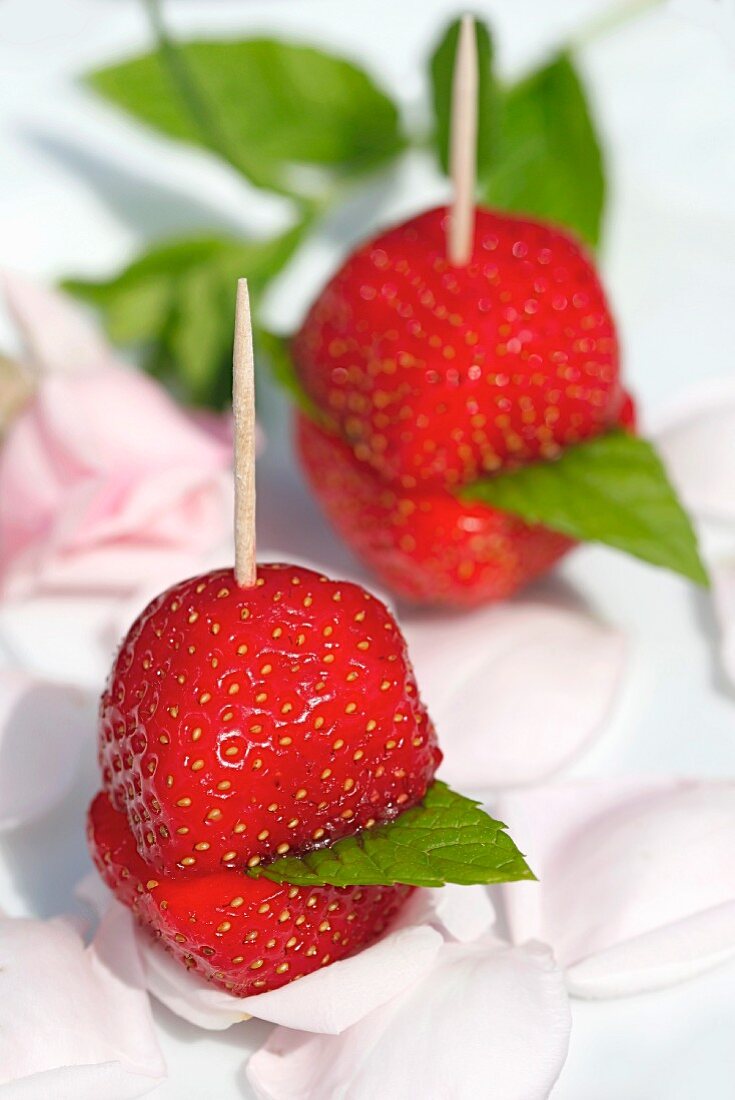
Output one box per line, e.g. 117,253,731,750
98,564,439,877
293,206,622,490
89,563,440,995
297,414,573,607
89,790,411,996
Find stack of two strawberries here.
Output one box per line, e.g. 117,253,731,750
294,206,639,608
88,201,706,1004
282,198,706,907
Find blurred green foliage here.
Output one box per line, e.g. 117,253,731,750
65,10,606,408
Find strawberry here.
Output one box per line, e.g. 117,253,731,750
89,562,440,995
292,205,622,491
89,790,411,996
297,394,635,609
296,413,574,607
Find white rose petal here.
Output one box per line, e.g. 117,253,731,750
0,903,165,1097
248,939,570,1100
405,600,626,789
497,779,735,998
655,376,735,523
0,668,92,830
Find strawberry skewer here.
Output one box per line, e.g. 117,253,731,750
232,279,257,589
291,20,636,607
87,279,443,996
447,14,478,266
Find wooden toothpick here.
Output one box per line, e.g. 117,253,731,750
233,278,257,588
447,14,478,267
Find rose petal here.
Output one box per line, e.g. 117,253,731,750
0,903,164,1097
0,372,231,600
497,779,735,997
401,882,496,944
0,274,234,600
0,668,93,830
712,560,735,687
248,939,570,1100
404,600,626,789
3,271,119,376
565,901,735,998
0,354,33,436
138,901,443,1033
655,376,735,523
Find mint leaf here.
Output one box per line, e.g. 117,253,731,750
64,226,304,407
429,16,499,178
461,430,708,586
255,328,326,424
248,781,533,888
482,51,605,247
87,39,404,193
429,24,605,247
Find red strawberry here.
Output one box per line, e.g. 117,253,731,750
293,206,622,491
89,790,411,996
297,414,573,607
89,563,440,995
297,395,636,609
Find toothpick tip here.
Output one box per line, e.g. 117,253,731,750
447,9,479,267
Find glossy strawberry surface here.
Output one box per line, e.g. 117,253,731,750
89,563,440,995
293,206,622,491
90,790,411,997
297,414,574,607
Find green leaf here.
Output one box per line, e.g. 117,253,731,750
461,430,709,586
64,226,305,407
429,16,499,178
481,51,605,247
255,328,324,423
248,781,533,888
428,20,605,248
87,39,405,193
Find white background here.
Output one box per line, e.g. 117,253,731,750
1,1,735,1097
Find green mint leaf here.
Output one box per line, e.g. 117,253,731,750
461,430,708,586
255,328,326,425
87,39,405,193
429,22,605,248
429,16,499,178
64,226,305,407
248,781,533,888
481,51,605,247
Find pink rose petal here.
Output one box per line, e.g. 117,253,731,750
655,376,735,523
401,882,496,944
248,939,570,1100
0,279,234,599
0,668,92,829
497,779,735,997
712,560,735,687
3,271,118,376
137,897,443,1033
404,601,626,789
0,903,164,1097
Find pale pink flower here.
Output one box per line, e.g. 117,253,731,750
0,274,234,599
0,667,92,830
404,598,626,789
655,376,735,523
0,903,165,1097
248,936,570,1100
497,779,735,997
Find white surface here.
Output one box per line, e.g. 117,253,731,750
1,0,734,1097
